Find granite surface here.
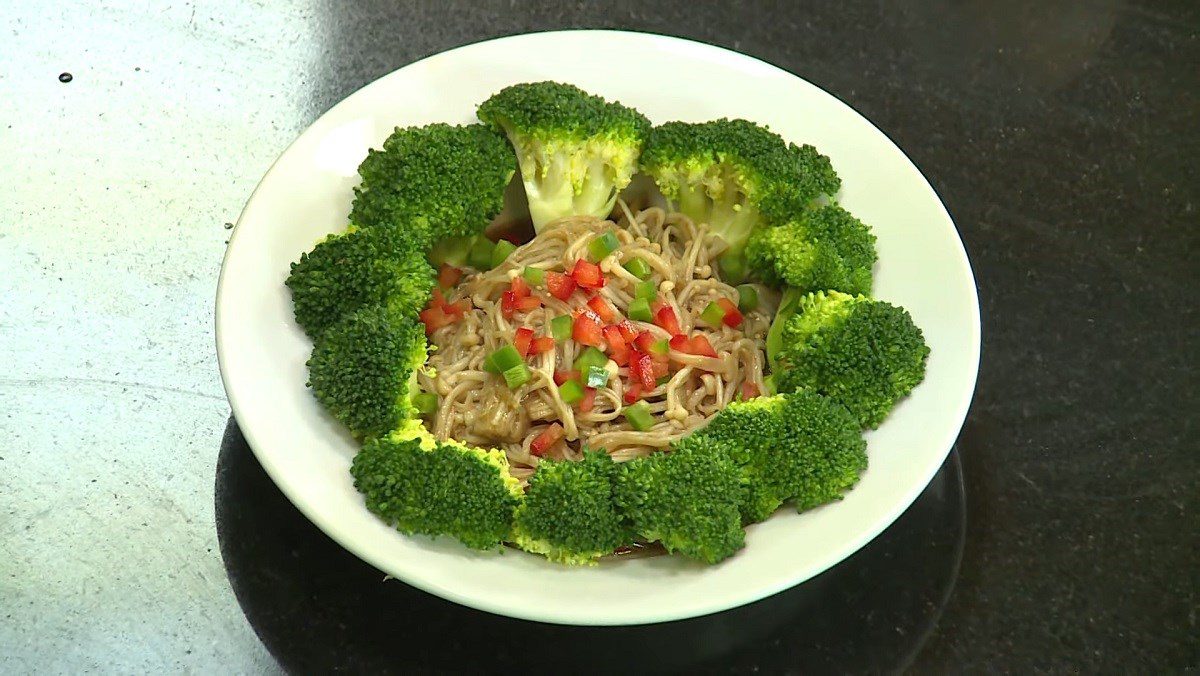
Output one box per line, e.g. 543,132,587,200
2,0,1196,672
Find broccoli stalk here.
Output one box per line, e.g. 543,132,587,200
510,450,631,565
351,420,524,550
769,290,930,429
640,119,841,279
351,123,516,246
286,223,435,339
477,81,651,230
306,304,429,439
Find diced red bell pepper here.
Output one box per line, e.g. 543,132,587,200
510,276,531,299
587,295,620,323
651,359,669,379
653,305,682,336
717,297,744,328
545,270,577,300
741,382,760,400
616,320,640,344
570,259,605,289
500,290,517,319
690,334,718,358
530,423,564,457
554,370,580,386
430,288,448,309
515,295,542,312
573,310,605,347
443,298,470,318
578,387,596,413
623,382,642,404
419,306,454,335
602,325,627,354
609,346,630,367
514,327,535,357
631,351,656,391
530,336,556,355
633,331,658,355
668,334,689,353
437,264,463,289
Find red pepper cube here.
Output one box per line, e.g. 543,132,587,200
530,423,565,457
545,270,577,300
570,259,605,289
573,311,605,347
717,298,744,328
623,382,642,404
653,305,682,336
554,369,580,385
510,276,531,299
578,387,597,413
530,336,556,355
587,295,620,323
514,327,535,357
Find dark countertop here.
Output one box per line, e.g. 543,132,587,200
4,0,1195,672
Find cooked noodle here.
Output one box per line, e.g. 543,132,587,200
419,204,775,482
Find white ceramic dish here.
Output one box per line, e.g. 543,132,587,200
216,30,980,626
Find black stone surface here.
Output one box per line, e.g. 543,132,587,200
219,0,1199,671
216,419,965,674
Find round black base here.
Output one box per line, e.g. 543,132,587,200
216,419,964,674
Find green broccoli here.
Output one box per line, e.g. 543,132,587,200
639,119,841,279
697,391,867,522
477,81,651,230
510,450,630,564
351,123,516,245
285,224,435,338
351,420,523,550
306,304,429,439
745,204,876,296
614,435,746,564
770,290,930,429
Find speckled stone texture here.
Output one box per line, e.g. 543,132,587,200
2,0,1196,672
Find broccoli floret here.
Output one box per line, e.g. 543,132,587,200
697,391,866,522
477,81,651,230
745,204,876,295
351,420,523,550
306,304,429,439
285,224,435,338
351,123,515,245
510,450,630,565
614,435,746,564
771,291,930,429
639,119,841,276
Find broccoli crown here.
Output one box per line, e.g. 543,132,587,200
285,224,435,338
639,119,841,259
306,304,429,439
477,81,651,230
698,392,866,521
351,123,515,243
614,435,746,564
351,421,523,550
773,291,930,429
745,204,876,296
510,450,631,565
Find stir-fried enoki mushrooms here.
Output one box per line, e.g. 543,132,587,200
417,203,778,482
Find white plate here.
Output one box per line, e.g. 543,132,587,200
216,30,980,626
